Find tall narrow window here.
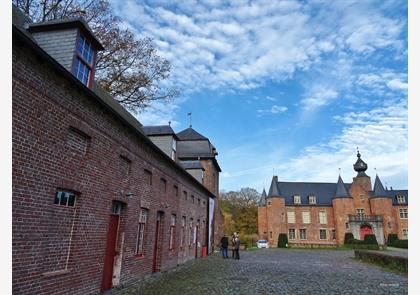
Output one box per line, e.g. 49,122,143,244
169,214,176,251
332,229,336,240
402,229,408,239
288,229,296,240
144,169,152,185
319,211,327,224
161,178,167,193
136,208,148,256
189,219,194,246
119,156,131,176
74,35,95,86
287,211,295,223
184,191,188,201
180,216,186,248
173,185,179,197
319,229,327,240
299,229,307,240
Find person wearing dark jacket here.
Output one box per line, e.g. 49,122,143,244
220,234,229,258
233,235,240,260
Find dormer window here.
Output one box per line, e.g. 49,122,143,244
74,34,96,86
294,195,301,204
308,195,316,205
397,195,406,204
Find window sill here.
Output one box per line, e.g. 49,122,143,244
42,269,70,277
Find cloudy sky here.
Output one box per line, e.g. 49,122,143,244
109,0,408,192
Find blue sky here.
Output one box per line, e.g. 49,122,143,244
109,0,408,192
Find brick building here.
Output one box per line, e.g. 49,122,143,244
258,152,408,247
12,5,221,295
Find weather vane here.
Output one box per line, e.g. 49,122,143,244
187,112,192,127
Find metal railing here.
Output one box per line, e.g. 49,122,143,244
348,215,383,222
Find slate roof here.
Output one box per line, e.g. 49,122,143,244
373,175,387,197
179,160,204,170
177,127,208,141
143,125,176,137
335,175,351,198
27,17,104,50
267,176,408,206
259,189,267,206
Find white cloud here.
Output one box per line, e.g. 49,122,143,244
257,105,288,115
301,87,338,109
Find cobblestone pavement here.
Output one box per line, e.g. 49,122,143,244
113,249,407,295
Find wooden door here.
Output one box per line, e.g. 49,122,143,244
360,225,373,240
101,214,119,292
152,212,164,273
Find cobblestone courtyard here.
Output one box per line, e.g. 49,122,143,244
114,249,407,295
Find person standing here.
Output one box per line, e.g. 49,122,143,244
234,235,240,260
231,233,237,259
220,234,229,259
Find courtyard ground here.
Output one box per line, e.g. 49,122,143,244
112,248,407,295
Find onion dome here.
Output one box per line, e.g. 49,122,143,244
353,150,368,177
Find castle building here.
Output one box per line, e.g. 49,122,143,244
258,152,408,246
12,5,220,295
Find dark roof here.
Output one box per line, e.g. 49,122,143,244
177,127,208,141
268,180,352,206
385,189,408,205
12,18,217,200
12,4,32,28
373,175,387,197
268,176,280,196
335,175,351,198
258,189,267,206
27,17,104,50
179,160,204,170
143,125,176,137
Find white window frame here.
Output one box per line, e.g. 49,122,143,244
302,211,311,224
402,228,408,239
169,214,176,251
309,195,316,204
319,229,327,240
287,211,295,223
319,211,327,224
399,208,408,219
299,228,307,240
288,229,296,240
294,195,301,204
397,195,406,204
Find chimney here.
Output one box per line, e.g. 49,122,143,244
27,18,104,88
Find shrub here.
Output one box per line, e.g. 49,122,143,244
363,234,378,245
393,239,408,249
387,234,398,246
277,233,288,248
344,233,354,244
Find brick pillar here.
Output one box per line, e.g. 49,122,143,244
332,198,355,245
370,198,393,243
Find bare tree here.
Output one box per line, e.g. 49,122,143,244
13,0,179,111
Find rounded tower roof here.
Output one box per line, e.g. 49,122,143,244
353,150,368,177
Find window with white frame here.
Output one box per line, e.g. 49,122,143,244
309,195,316,204
319,229,327,240
302,211,311,224
287,211,295,223
136,208,148,256
319,211,327,224
189,219,194,246
299,229,307,240
169,214,176,251
397,195,406,204
402,229,408,239
399,208,408,219
288,229,296,240
294,195,301,204
356,208,365,217
54,190,76,207
180,216,186,248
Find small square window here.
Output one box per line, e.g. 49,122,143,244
309,195,316,204
294,195,301,204
397,195,406,204
399,208,408,219
402,229,408,239
54,190,76,207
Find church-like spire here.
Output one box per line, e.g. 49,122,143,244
353,149,368,177
335,175,350,198
259,189,267,206
268,176,280,196
373,174,386,197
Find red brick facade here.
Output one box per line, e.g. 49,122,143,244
258,173,408,247
13,27,216,294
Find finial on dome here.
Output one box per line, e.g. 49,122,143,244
353,149,368,177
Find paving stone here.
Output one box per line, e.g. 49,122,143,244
112,249,407,295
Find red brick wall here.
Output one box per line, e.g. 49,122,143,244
13,39,211,295
257,206,268,240
392,205,408,240
370,198,393,241
332,198,355,244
